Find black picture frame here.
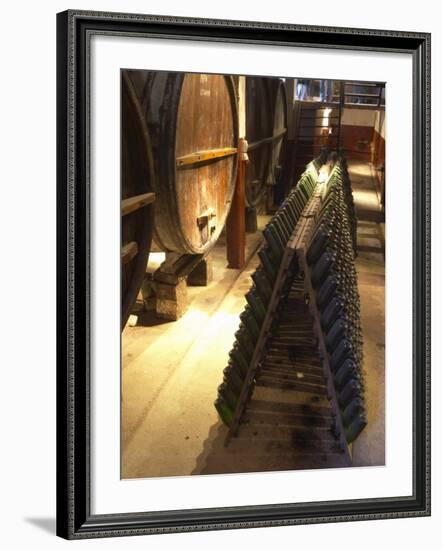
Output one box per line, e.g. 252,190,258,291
56,9,431,540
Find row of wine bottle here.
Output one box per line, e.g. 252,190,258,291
215,162,320,427
306,159,367,443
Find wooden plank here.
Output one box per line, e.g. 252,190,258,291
259,369,324,383
298,124,340,129
175,147,237,167
256,377,328,394
345,82,382,88
121,192,155,216
343,103,385,111
298,101,339,110
261,366,323,379
344,92,380,98
121,241,138,265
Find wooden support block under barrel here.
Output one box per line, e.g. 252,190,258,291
154,279,189,321
187,256,213,287
141,274,156,312
153,252,204,285
151,252,208,320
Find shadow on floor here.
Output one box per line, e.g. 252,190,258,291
192,413,350,476
356,208,384,223
132,307,171,327
24,517,56,534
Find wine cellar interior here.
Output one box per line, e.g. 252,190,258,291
121,73,385,479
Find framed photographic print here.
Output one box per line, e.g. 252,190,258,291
56,9,430,539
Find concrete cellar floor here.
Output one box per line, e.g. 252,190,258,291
350,160,385,467
121,161,385,479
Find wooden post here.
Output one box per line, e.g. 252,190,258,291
226,138,248,269
337,81,345,153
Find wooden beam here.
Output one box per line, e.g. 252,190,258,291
247,128,287,151
121,241,138,265
343,103,385,111
344,92,381,98
176,147,237,167
226,139,247,269
121,192,155,216
345,82,383,88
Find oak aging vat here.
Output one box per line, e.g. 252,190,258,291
134,71,239,255
121,72,155,328
245,77,273,207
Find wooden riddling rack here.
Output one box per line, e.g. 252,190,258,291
216,157,366,463
215,160,321,439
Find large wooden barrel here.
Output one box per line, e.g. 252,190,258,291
121,72,155,329
245,77,273,207
131,71,239,255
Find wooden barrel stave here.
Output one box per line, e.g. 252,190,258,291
270,78,288,187
121,71,155,329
